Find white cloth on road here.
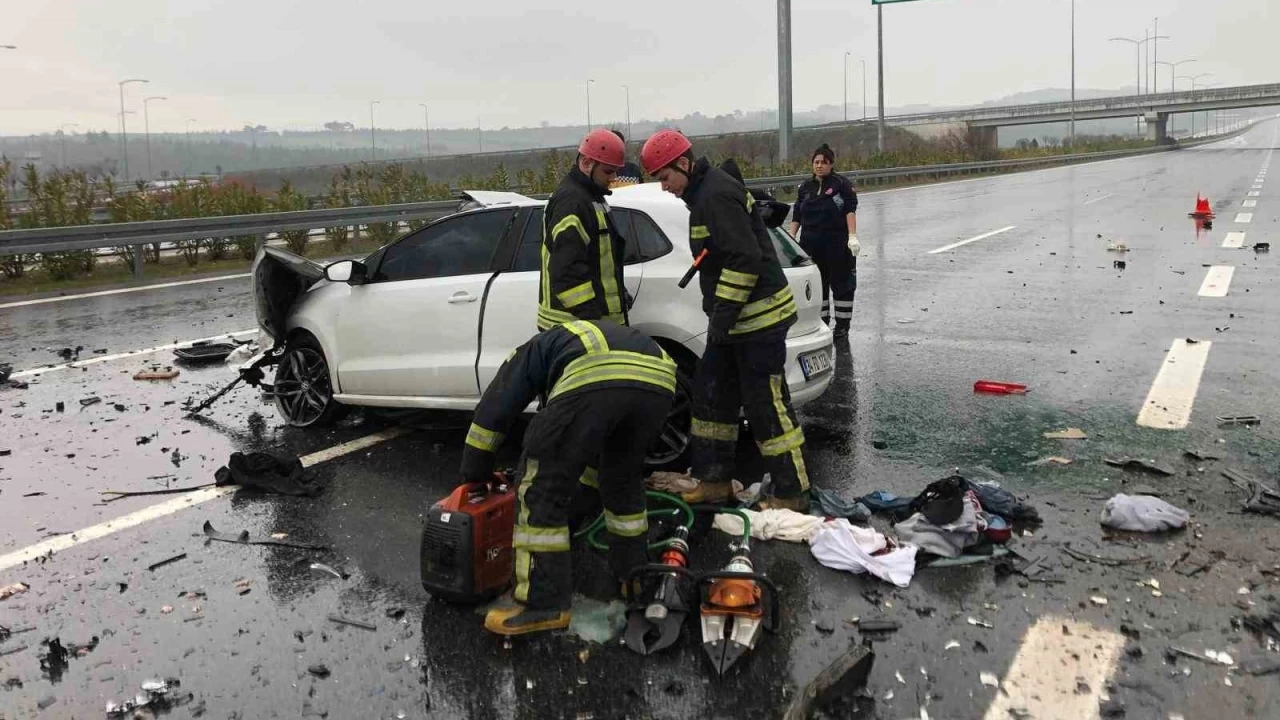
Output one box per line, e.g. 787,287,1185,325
1100,494,1190,532
713,508,825,544
810,519,918,588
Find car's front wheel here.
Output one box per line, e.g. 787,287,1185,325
644,351,695,470
273,336,346,427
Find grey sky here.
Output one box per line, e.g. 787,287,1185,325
2,0,1274,136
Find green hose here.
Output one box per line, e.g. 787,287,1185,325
579,490,696,551
695,504,752,543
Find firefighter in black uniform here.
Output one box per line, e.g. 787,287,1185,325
640,129,811,511
538,129,629,331
461,320,676,635
790,143,859,338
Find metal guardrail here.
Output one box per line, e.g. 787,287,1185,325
0,129,1246,278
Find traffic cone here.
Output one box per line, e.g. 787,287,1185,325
1189,194,1214,218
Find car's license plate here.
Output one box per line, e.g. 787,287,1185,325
799,349,833,380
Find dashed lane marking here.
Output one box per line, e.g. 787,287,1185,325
927,225,1017,255
0,426,412,573
1248,191,1261,197
1198,265,1235,297
1243,199,1258,208
1137,338,1213,430
982,616,1125,720
0,273,252,310
11,329,258,379
1223,231,1247,249
1082,193,1114,205
1235,212,1254,224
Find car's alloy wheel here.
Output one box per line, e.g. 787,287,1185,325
645,365,693,468
273,344,339,427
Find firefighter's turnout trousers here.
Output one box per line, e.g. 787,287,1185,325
515,388,671,611
689,338,810,499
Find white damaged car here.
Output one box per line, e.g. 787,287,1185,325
251,185,835,466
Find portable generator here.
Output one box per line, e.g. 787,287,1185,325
420,475,517,603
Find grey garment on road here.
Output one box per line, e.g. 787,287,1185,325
1100,494,1190,532
895,501,981,559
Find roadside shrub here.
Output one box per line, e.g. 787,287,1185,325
213,181,267,260
0,157,27,279
19,165,98,280
273,180,310,255
324,167,353,251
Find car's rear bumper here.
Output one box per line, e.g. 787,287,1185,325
784,323,836,406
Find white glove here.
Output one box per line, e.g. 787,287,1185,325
847,233,861,257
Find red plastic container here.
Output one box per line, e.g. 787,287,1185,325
973,380,1028,395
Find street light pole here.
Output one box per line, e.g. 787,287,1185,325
622,85,631,139
1156,59,1196,93
860,58,867,120
117,78,149,182
418,103,430,163
369,100,380,163
57,123,79,168
477,116,482,154
143,95,166,180
185,119,197,177
843,51,850,123
1070,0,1075,147
1178,73,1212,137
877,2,885,152
1152,18,1160,94
586,79,594,131
777,0,793,163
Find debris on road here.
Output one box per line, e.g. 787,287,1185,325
1254,242,1270,252
310,562,348,580
327,614,376,631
1239,606,1280,642
1090,596,1109,606
1103,458,1173,477
102,484,215,502
853,619,900,634
147,553,188,572
1100,494,1189,532
973,380,1028,395
1183,449,1221,461
780,643,873,720
78,396,100,407
202,520,330,550
307,664,331,678
1028,456,1073,467
133,367,181,381
22,491,46,497
1107,241,1129,252
0,582,29,600
214,451,323,497
174,342,239,364
235,579,252,596
1061,543,1150,566
1043,427,1088,440
1216,415,1260,426
979,671,999,688
967,617,994,629
1113,260,1127,270
105,677,186,717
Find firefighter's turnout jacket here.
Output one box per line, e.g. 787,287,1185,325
538,167,628,331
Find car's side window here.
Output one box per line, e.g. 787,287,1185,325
373,209,515,282
511,208,544,272
611,209,641,265
630,211,674,263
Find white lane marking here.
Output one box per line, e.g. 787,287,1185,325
1248,191,1261,197
1235,212,1254,223
1198,266,1235,297
1253,185,1263,190
0,426,412,573
1083,193,1114,205
0,273,251,311
1137,338,1213,430
927,225,1017,255
1242,199,1258,208
982,617,1125,720
11,329,258,379
1223,231,1247,249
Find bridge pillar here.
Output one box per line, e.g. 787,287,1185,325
1145,112,1170,145
968,125,999,157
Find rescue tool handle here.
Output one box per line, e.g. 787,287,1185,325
678,249,709,289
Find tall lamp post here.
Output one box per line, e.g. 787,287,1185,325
369,100,380,163
57,123,79,168
185,119,197,177
860,58,867,120
1069,0,1075,147
622,85,631,139
1155,59,1196,93
143,95,166,180
117,78,149,182
585,79,594,131
1109,36,1166,135
418,103,431,164
843,51,851,122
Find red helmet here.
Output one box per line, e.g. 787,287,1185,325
641,130,692,175
578,129,626,167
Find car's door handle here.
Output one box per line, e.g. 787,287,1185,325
447,291,478,304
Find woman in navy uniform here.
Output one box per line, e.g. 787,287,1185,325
789,143,859,338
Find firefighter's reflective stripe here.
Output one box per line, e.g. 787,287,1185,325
729,287,797,335
562,320,609,354
691,418,739,442
833,299,854,320
548,351,677,400
605,510,649,538
537,305,579,330
514,458,538,602
556,280,596,309
768,375,810,491
579,466,599,489
465,423,505,452
594,204,624,318
690,225,710,240
715,283,751,302
513,526,571,551
720,269,758,288
758,426,805,456
550,214,590,244
745,192,756,213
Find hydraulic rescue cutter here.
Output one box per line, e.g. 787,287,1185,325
624,526,695,655
699,540,780,676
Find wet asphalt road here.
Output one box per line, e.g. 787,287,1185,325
3,123,1280,719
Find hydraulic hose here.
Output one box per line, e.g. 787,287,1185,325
579,490,696,551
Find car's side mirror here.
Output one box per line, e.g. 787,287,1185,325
325,260,367,285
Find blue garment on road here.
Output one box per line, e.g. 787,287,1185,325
809,487,871,522
856,491,913,515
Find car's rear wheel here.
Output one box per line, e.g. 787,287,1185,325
644,348,695,470
273,336,346,427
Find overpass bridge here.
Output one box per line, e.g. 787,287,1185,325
818,83,1280,148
